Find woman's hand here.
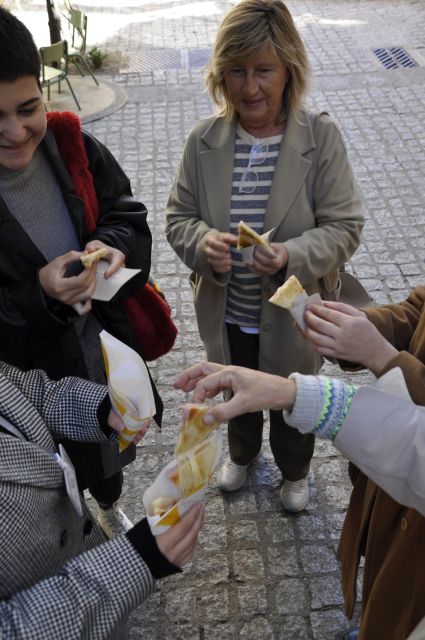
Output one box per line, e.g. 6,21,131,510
156,503,205,567
202,231,237,273
107,411,151,445
83,240,125,278
249,242,288,276
304,301,398,376
39,251,97,314
174,361,297,422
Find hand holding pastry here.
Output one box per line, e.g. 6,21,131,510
203,231,236,273
82,240,125,278
39,250,97,314
304,301,398,375
249,242,288,276
156,503,205,568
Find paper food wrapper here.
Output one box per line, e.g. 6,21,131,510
288,292,322,331
143,430,222,535
100,330,156,452
93,261,141,302
241,228,275,265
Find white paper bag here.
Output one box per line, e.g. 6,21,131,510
143,430,222,535
100,330,156,451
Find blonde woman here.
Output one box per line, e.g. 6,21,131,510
166,0,364,512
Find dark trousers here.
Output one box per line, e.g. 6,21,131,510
227,324,314,481
89,470,123,507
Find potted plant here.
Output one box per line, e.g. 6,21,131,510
88,46,108,69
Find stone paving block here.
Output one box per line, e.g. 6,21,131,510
202,623,236,640
230,518,260,546
227,490,258,515
274,578,309,615
263,513,296,544
196,587,230,623
190,552,229,586
239,617,275,639
255,488,283,512
237,584,268,618
310,575,345,609
299,544,339,573
310,609,350,640
267,544,300,577
198,521,228,552
277,615,311,640
295,515,327,541
163,586,196,622
232,549,265,582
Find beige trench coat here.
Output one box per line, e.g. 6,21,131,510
166,110,364,378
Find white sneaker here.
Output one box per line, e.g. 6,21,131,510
217,459,248,491
217,454,260,492
97,503,133,539
280,478,309,512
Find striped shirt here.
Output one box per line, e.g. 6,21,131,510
225,124,282,331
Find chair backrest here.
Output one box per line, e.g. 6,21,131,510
39,40,69,78
69,8,87,53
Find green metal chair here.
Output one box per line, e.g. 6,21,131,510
65,8,99,86
39,40,81,110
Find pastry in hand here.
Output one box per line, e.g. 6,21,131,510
170,439,218,497
151,496,177,517
80,247,108,268
175,405,220,457
236,220,275,257
269,275,305,309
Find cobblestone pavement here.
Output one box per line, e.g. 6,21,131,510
12,0,425,637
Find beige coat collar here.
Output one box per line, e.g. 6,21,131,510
198,110,316,235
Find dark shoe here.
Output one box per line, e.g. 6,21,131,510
343,629,359,640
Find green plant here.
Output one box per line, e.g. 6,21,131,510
88,46,108,69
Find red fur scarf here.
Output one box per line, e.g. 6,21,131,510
45,111,177,361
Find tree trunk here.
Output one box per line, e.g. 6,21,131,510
46,0,62,44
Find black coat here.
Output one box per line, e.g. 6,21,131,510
0,127,161,486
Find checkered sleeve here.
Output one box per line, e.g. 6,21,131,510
0,361,109,443
0,535,156,639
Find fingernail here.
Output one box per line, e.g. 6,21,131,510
203,413,215,425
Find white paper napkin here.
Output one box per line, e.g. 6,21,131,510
92,261,141,302
241,228,276,264
288,292,322,331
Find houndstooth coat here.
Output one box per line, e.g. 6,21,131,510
0,362,155,639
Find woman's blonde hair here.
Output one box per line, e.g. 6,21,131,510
205,0,310,121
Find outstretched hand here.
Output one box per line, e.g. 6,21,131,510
174,361,297,423
304,301,398,376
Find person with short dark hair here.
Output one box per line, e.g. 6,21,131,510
0,7,160,538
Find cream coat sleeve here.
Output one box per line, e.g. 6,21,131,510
334,370,425,517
